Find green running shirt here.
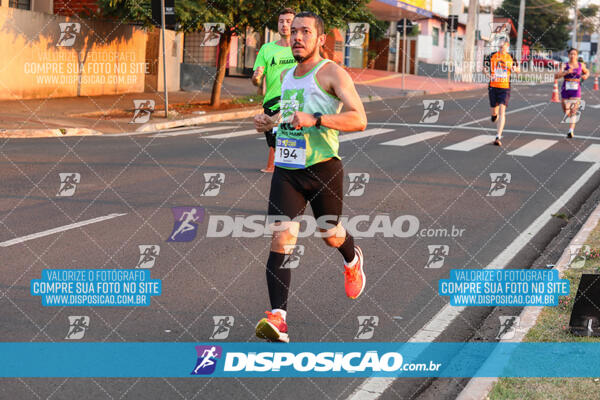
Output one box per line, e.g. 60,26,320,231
253,42,296,111
276,59,342,170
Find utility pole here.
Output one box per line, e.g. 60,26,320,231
449,31,454,82
402,19,407,91
160,0,169,118
516,0,525,63
572,0,578,48
463,0,478,82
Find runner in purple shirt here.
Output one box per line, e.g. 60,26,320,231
555,48,589,138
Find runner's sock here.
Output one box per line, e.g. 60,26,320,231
337,232,356,263
266,251,290,311
345,255,358,269
271,308,287,321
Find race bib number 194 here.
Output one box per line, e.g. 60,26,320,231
275,137,306,169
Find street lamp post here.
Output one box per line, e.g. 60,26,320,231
160,0,169,118
516,0,525,64
572,0,578,48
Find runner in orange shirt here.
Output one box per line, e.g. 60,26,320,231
484,39,520,146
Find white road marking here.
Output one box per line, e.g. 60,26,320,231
339,128,395,142
457,102,546,127
574,144,600,163
151,125,235,137
347,161,600,400
444,135,491,151
507,139,558,157
111,125,228,137
0,213,127,247
366,123,600,142
380,131,449,147
253,128,396,142
203,129,259,139
587,104,600,109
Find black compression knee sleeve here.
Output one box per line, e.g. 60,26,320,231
337,232,356,263
266,251,291,311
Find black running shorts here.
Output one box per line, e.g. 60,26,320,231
488,86,511,107
267,158,344,229
263,106,278,148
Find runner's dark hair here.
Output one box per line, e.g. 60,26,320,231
294,11,325,35
568,48,578,54
279,7,296,16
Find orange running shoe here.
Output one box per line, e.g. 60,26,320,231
255,311,289,343
344,246,365,299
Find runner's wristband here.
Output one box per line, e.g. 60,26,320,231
313,113,323,128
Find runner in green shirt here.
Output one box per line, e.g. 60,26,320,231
252,8,297,172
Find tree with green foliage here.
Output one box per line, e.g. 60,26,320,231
495,0,570,51
97,0,381,107
578,4,599,40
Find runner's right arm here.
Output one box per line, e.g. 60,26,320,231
252,67,265,86
252,68,291,131
254,65,289,132
252,45,267,86
555,63,568,79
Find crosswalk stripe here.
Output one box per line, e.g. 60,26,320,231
152,125,235,137
0,213,127,247
339,128,395,142
507,139,558,157
204,129,259,139
444,135,491,151
457,102,546,127
574,144,600,163
254,128,395,142
380,130,449,146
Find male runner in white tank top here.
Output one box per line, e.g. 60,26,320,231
253,11,368,343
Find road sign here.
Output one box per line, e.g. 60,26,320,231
151,0,175,29
447,15,459,33
396,19,413,33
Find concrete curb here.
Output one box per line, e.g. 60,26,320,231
456,199,600,400
132,93,422,133
359,92,426,103
0,85,478,138
0,128,102,139
134,107,263,132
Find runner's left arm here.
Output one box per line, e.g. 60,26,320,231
511,57,520,73
290,63,367,132
582,63,590,80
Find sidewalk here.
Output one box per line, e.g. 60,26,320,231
347,67,486,98
0,77,260,136
0,67,486,137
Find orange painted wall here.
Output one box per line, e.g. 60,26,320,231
0,7,149,100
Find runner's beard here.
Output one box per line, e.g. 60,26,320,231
293,43,319,63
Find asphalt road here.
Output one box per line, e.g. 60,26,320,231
1,82,600,399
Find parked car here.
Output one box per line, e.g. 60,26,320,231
531,56,560,70
552,55,568,63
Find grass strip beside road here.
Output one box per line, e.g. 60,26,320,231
488,221,600,399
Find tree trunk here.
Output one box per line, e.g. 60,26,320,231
210,30,232,107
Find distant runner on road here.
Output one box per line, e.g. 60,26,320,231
253,11,367,343
252,8,297,173
555,48,589,138
484,39,520,146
